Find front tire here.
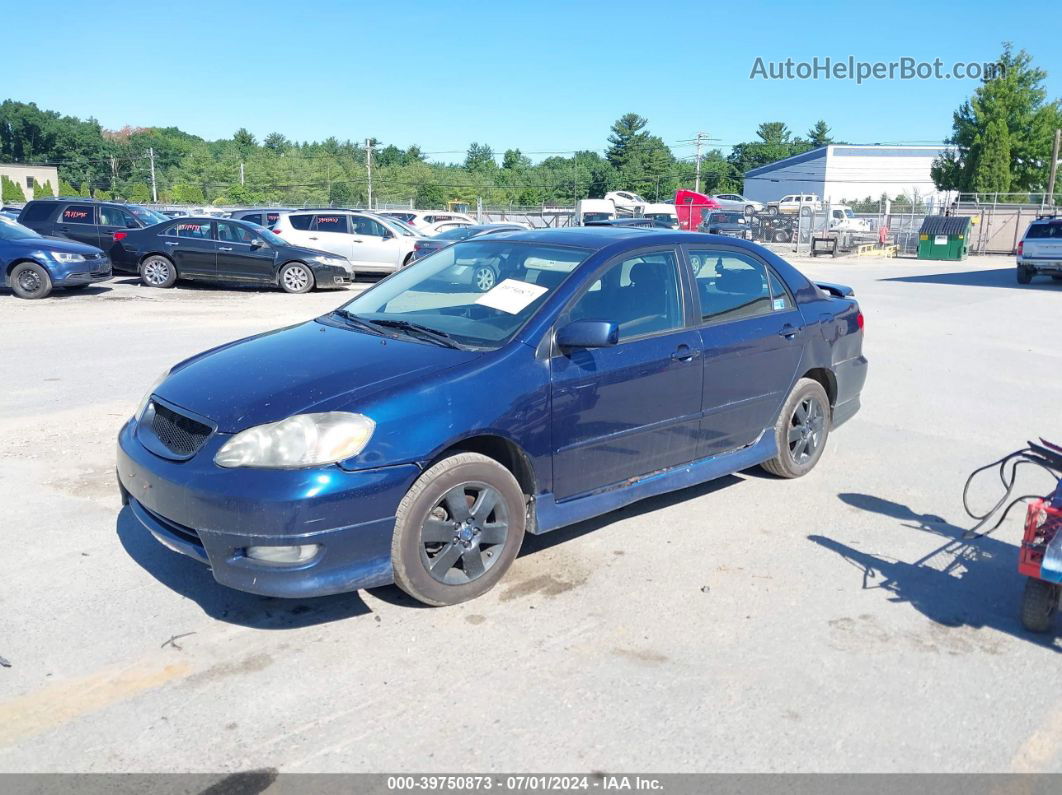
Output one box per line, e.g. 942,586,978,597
761,378,830,478
279,261,314,293
140,255,177,288
391,452,526,606
1017,266,1033,285
1020,578,1059,633
10,262,52,299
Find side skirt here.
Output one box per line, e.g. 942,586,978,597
531,431,777,535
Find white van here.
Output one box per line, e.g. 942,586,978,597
272,210,421,274
641,202,679,229
575,198,617,225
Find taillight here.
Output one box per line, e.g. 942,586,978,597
856,311,864,331
1017,240,1024,256
272,228,282,235
112,231,127,241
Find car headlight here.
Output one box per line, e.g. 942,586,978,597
214,412,375,469
316,255,348,267
51,252,87,263
134,371,170,421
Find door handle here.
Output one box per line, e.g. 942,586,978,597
352,239,363,243
671,344,698,362
218,246,233,251
308,236,318,240
164,241,178,245
778,323,800,340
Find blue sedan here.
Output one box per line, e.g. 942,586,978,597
1,216,112,299
117,227,866,606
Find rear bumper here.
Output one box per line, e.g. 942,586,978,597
116,418,420,597
832,354,867,429
1017,257,1062,273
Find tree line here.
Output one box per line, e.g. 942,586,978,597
0,100,840,208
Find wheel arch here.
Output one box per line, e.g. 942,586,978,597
425,434,537,499
6,257,50,278
800,367,837,406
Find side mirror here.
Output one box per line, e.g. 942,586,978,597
556,320,619,351
250,238,266,248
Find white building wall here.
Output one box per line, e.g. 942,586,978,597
742,145,948,208
0,164,60,200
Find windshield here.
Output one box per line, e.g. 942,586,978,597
0,217,42,240
334,241,591,348
128,205,168,225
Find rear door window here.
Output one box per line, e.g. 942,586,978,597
61,205,95,224
689,249,781,323
175,221,212,239
312,214,349,233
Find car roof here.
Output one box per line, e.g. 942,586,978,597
489,226,707,248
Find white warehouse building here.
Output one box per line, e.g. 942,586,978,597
742,144,950,208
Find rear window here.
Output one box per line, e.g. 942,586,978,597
288,214,313,230
265,212,280,225
240,213,262,225
20,202,54,224
61,205,95,224
1026,222,1062,239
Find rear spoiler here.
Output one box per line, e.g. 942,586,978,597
814,281,855,298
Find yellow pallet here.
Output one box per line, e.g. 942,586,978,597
856,243,897,258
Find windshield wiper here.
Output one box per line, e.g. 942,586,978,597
331,309,388,337
370,319,462,349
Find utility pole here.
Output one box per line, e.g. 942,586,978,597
147,147,157,203
367,137,375,209
239,161,245,186
1047,128,1061,208
694,132,705,194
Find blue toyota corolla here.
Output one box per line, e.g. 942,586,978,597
117,227,866,606
1,216,112,299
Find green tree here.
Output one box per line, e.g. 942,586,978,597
58,178,78,196
756,122,791,144
605,113,649,169
1,175,26,202
126,183,151,203
932,43,1062,193
464,142,496,171
502,148,531,170
32,179,54,199
263,132,290,153
170,182,205,204
806,120,832,147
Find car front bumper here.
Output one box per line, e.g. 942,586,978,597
116,418,421,597
50,257,113,286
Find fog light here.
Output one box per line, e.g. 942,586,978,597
245,544,320,564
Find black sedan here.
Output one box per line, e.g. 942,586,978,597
412,223,526,261
113,217,355,293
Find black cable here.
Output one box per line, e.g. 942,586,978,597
961,446,1062,539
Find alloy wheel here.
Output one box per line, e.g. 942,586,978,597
419,482,509,585
283,265,310,292
787,396,825,464
143,258,171,286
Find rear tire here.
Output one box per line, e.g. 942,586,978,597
1017,266,1033,285
279,261,314,294
140,255,177,288
1020,578,1059,633
10,262,52,299
761,378,831,478
391,452,526,606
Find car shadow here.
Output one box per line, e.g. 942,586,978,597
881,267,1061,290
809,492,1059,648
116,507,372,628
0,284,113,298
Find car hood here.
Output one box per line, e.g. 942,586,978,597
155,319,480,432
34,236,104,255
280,243,346,261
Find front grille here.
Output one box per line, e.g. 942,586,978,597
150,402,212,456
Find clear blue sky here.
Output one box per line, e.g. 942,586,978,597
6,0,1060,162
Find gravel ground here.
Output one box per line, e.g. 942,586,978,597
0,257,1059,774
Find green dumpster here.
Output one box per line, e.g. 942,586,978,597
916,216,970,261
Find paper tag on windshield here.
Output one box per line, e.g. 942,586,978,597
475,279,548,314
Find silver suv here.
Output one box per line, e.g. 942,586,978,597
271,210,422,275
1017,216,1062,284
